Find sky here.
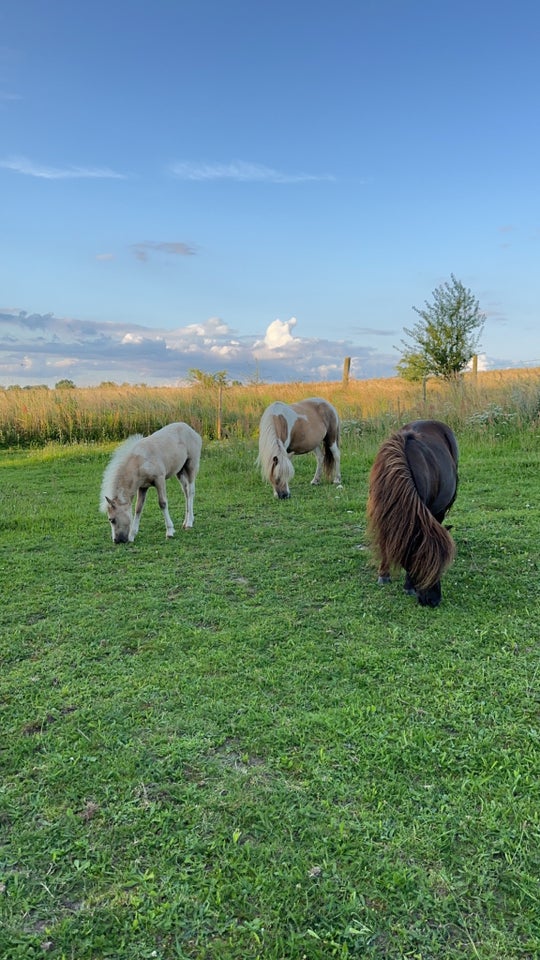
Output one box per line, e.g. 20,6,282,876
1,0,539,387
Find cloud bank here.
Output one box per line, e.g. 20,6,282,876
0,310,398,387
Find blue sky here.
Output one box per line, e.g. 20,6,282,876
1,0,539,386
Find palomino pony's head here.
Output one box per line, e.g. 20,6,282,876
104,496,132,543
269,443,295,499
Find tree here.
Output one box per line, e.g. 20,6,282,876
398,274,485,381
188,368,229,389
55,378,76,389
395,351,431,383
188,368,230,439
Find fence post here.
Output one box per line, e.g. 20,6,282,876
342,356,351,387
217,384,223,440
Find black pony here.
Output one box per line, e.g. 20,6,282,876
367,419,459,607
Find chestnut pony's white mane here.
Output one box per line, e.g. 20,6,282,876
257,401,300,484
256,397,341,499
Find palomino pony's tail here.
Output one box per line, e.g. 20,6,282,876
367,432,455,590
99,433,143,512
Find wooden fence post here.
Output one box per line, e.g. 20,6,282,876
217,383,223,440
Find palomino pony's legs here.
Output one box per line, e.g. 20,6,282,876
129,487,149,541
152,476,176,538
176,470,195,528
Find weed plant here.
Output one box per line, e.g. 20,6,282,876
1,416,539,958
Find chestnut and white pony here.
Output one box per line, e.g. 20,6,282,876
257,397,341,499
100,422,202,543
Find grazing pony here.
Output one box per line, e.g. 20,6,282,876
100,422,202,543
367,419,458,607
257,397,341,499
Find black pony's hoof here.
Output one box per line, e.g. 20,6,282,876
377,575,391,585
416,582,442,607
418,594,441,608
403,574,416,596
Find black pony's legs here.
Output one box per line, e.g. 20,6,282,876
404,572,442,607
403,572,417,595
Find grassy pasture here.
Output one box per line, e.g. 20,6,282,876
1,382,540,958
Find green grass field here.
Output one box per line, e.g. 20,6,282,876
1,428,540,958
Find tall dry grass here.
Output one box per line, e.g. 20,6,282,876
1,368,539,447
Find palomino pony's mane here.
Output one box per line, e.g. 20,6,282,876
256,403,297,485
367,432,455,590
99,434,143,512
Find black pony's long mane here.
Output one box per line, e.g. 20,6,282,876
367,431,455,590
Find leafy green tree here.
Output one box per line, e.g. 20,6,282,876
55,378,76,389
395,351,431,382
188,368,229,388
398,274,485,381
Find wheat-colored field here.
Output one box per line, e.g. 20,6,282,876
1,367,539,446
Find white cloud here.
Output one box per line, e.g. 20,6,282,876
169,160,335,184
0,309,397,386
0,155,127,179
181,317,235,340
256,317,299,350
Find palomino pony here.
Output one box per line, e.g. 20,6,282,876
367,419,458,607
100,422,202,543
257,397,341,499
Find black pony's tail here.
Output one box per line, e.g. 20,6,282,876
367,432,455,589
405,498,455,589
